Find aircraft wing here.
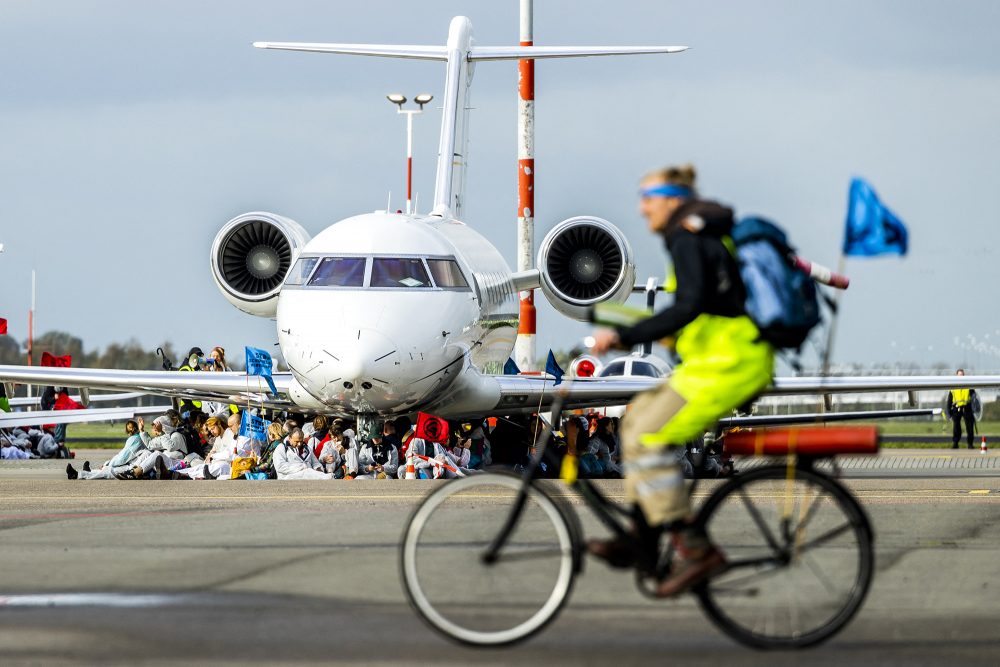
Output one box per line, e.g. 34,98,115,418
8,392,147,408
0,405,173,429
719,408,939,429
479,374,1000,416
0,366,294,411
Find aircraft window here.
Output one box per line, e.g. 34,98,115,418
600,361,626,377
631,362,660,378
285,257,319,286
426,258,469,289
371,257,431,288
308,257,367,287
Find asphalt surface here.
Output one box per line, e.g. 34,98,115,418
0,453,998,665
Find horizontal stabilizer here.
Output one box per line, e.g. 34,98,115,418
469,45,688,61
252,42,448,60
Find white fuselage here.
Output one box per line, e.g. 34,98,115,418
277,212,518,416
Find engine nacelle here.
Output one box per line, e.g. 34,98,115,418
537,216,635,321
210,212,311,317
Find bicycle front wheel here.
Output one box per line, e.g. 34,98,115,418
695,465,874,649
400,473,578,646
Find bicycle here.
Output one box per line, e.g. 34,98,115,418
400,399,878,650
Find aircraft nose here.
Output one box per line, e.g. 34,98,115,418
320,328,401,390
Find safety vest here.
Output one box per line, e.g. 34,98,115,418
951,388,970,408
178,364,203,409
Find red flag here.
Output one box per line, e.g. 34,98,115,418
415,412,450,444
0,318,6,335
41,352,72,368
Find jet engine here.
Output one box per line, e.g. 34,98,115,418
537,216,635,321
210,212,311,317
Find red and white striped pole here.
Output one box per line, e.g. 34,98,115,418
406,110,414,215
514,0,536,371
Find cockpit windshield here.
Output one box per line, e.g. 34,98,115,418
426,258,469,288
285,257,319,286
308,257,367,287
285,255,471,291
371,258,431,288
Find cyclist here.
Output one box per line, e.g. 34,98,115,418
588,164,775,597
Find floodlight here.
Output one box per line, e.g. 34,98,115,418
386,93,407,105
414,93,434,108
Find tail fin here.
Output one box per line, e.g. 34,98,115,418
254,17,687,220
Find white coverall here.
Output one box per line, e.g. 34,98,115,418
273,442,332,480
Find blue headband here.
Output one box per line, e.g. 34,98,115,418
640,184,693,199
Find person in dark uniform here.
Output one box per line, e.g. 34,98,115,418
946,368,977,449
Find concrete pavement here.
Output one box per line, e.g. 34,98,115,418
0,458,998,665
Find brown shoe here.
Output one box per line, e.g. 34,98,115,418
655,546,727,598
586,535,639,569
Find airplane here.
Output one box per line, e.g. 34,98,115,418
3,15,1000,438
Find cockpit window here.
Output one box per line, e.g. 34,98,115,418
631,362,660,378
370,258,431,288
308,257,367,287
284,257,319,286
426,258,469,289
599,361,627,377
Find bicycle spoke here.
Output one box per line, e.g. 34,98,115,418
738,487,783,554
796,521,853,553
802,551,840,597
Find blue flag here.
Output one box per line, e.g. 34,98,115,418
545,350,565,386
503,358,521,375
843,178,908,257
245,346,278,395
239,410,271,441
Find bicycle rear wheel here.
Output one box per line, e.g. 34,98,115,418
400,473,578,646
695,465,874,649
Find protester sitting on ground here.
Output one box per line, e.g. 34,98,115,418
357,431,398,479
253,422,286,479
397,435,433,478
273,428,332,480
176,416,228,479
592,417,622,477
67,419,151,480
176,411,207,461
381,421,402,452
565,416,601,478
315,426,343,475
1,434,30,459
307,416,331,457
3,428,36,458
144,415,188,460
331,429,359,479
31,427,64,459
466,420,492,470
434,435,472,478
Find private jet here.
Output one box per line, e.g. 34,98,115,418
3,15,998,434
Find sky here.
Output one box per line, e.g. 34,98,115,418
1,0,999,371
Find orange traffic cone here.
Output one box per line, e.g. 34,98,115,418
405,451,417,479
981,436,988,454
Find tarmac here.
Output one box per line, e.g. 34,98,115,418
0,450,998,665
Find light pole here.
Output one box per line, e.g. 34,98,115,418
387,93,433,215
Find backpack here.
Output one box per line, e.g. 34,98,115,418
730,217,820,350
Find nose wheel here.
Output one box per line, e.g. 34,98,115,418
356,413,378,441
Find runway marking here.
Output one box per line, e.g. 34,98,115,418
0,593,189,608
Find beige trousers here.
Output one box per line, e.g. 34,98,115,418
620,383,690,526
